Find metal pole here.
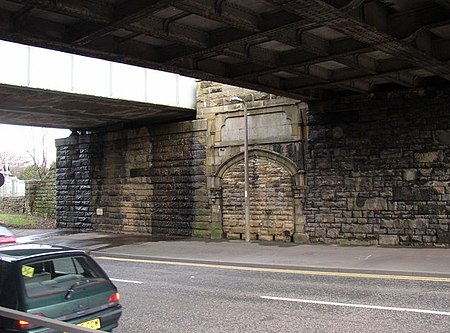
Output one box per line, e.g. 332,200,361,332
243,100,250,242
230,97,250,242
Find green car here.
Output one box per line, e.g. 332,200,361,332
0,244,122,332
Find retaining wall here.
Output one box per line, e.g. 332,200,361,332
56,121,208,236
54,83,450,246
304,90,450,246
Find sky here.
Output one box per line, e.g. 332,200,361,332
0,124,70,165
0,40,197,167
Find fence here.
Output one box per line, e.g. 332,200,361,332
0,172,25,197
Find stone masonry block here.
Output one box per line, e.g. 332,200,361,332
342,224,372,234
378,235,400,245
351,197,388,211
415,151,439,163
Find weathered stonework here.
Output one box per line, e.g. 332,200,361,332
202,82,309,242
222,155,295,241
26,169,57,219
305,89,450,246
0,171,56,218
55,82,308,242
56,120,208,236
55,82,450,246
0,197,25,214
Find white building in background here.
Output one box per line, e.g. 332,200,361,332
0,167,25,197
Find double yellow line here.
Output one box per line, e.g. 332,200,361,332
97,256,450,283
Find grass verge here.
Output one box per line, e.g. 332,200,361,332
0,213,43,228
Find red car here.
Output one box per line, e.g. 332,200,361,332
0,224,16,244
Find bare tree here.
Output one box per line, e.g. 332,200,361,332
26,128,50,180
0,150,24,165
0,125,68,179
0,150,27,175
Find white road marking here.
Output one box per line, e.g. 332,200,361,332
97,256,450,283
261,296,450,316
110,278,143,284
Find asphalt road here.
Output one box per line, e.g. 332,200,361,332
11,229,450,332
95,254,450,333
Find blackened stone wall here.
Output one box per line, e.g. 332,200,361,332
56,134,98,230
304,90,450,246
56,120,208,236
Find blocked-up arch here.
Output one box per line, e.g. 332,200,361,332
211,149,307,242
216,149,299,181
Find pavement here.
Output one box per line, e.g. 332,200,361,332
11,228,450,277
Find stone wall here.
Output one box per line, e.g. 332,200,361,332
199,82,309,242
0,197,25,214
55,81,308,241
56,120,208,236
0,171,56,218
304,89,450,246
26,169,57,219
221,155,295,241
54,82,450,246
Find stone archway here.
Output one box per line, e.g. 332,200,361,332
210,149,308,243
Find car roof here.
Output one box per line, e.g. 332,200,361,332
0,244,86,263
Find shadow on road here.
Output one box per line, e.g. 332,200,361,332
13,228,188,251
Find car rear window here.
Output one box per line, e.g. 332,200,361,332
22,255,108,299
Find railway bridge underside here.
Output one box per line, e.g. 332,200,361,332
0,0,449,245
